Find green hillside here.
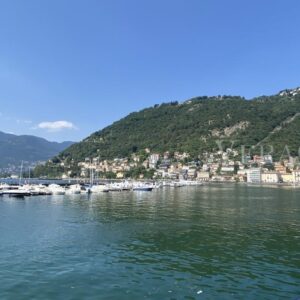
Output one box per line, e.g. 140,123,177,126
35,88,300,176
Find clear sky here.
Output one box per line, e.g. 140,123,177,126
0,0,300,142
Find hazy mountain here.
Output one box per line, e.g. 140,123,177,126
0,131,74,168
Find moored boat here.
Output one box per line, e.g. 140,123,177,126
107,183,123,192
133,186,153,191
2,189,31,197
66,184,82,194
48,184,66,195
132,182,154,191
90,184,109,193
169,181,184,187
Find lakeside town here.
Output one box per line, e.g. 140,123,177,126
3,146,300,193
57,147,300,185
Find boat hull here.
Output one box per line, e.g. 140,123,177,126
133,187,153,191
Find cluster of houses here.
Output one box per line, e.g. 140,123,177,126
242,161,300,184
70,148,300,184
1,161,38,178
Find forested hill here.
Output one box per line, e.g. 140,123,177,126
54,87,300,164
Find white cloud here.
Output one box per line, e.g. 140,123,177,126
37,120,77,132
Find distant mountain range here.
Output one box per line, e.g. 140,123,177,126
35,87,300,177
0,131,74,169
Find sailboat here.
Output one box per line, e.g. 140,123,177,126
3,161,31,197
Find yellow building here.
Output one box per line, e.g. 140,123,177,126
281,173,294,183
197,172,210,181
274,163,286,174
116,172,124,179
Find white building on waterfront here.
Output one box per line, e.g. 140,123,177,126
261,172,280,183
293,170,300,184
247,168,261,183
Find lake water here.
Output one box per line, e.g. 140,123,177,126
0,184,299,299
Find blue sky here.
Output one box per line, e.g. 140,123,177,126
0,0,300,142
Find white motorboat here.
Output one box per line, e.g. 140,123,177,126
0,183,11,190
36,184,52,195
169,181,184,187
2,188,31,197
66,184,81,194
153,182,162,189
90,184,109,193
107,183,123,192
132,182,154,191
48,184,66,195
182,180,202,186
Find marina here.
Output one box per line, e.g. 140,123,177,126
0,180,203,197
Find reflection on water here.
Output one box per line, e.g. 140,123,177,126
0,184,300,299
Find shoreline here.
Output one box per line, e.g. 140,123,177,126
1,178,300,189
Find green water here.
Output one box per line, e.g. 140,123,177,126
0,184,299,299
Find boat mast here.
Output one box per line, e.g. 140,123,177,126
28,167,31,185
19,161,23,186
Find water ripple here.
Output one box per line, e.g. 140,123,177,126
0,185,299,299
